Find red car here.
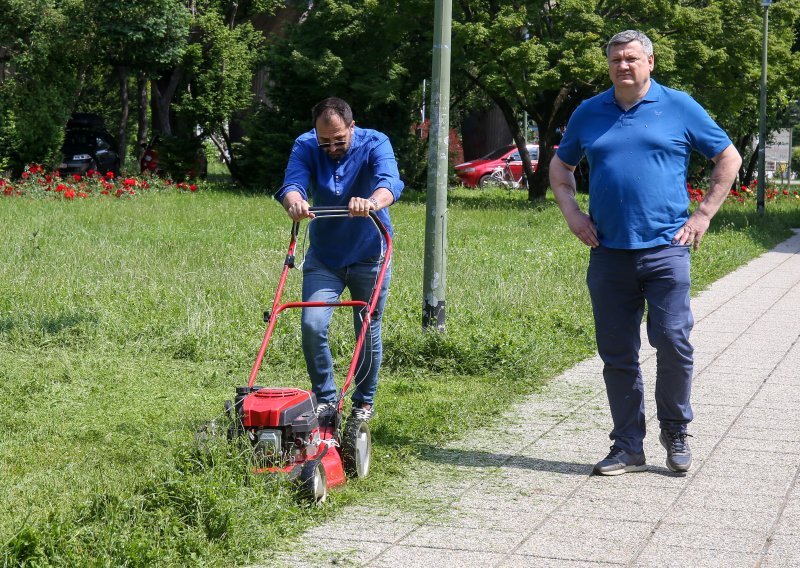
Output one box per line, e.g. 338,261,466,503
454,144,539,188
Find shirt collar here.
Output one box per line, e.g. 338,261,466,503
602,78,662,106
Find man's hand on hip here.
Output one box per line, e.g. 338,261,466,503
565,209,600,248
673,212,710,251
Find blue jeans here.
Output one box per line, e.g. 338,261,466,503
586,245,694,454
301,252,391,406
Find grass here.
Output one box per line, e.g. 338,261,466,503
1,187,799,565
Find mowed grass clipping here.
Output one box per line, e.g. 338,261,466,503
1,188,798,565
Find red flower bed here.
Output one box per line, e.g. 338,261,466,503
1,164,204,200
687,179,799,205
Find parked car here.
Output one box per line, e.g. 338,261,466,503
454,144,539,188
58,113,120,177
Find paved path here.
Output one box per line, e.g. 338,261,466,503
273,230,800,568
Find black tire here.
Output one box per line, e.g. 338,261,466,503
341,418,372,479
481,171,505,189
298,460,328,503
477,174,494,188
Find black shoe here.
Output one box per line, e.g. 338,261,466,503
593,445,647,476
660,430,693,473
350,404,374,422
314,401,337,427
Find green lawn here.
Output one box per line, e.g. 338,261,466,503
2,188,799,565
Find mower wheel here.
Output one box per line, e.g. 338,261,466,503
298,459,328,503
342,418,372,479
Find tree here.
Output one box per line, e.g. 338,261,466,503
87,0,190,169
235,0,434,188
0,0,93,172
175,10,264,179
451,0,800,198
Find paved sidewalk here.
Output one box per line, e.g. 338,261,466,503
273,231,800,568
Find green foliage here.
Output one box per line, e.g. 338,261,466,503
0,0,92,172
177,14,263,138
87,0,190,70
237,0,433,187
792,146,800,174
154,135,208,180
450,0,800,196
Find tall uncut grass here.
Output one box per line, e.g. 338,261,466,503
2,188,798,565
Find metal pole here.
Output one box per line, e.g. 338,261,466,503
422,0,452,331
757,2,770,214
787,126,793,184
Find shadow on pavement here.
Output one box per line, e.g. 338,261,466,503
418,446,592,475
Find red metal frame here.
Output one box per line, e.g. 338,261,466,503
246,207,393,416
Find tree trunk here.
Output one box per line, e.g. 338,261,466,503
151,69,183,136
137,72,148,162
494,97,539,195
117,65,129,171
743,141,759,187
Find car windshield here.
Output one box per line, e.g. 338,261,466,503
480,146,515,160
63,131,97,149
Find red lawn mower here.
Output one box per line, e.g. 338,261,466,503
219,206,392,502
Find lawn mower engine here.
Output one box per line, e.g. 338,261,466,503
226,386,346,500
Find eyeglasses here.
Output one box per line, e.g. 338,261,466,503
317,140,347,149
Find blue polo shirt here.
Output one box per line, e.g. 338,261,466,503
556,79,732,249
275,126,404,268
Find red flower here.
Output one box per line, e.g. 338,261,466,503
64,189,76,199
189,184,197,192
123,178,136,187
55,184,68,193
72,174,81,182
77,191,88,198
105,171,115,179
21,171,30,179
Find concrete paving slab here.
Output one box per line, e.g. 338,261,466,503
399,524,525,552
367,545,506,567
498,556,616,567
513,515,652,563
633,546,761,567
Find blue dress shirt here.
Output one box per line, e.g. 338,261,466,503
275,126,404,268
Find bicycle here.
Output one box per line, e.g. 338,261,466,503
482,156,527,190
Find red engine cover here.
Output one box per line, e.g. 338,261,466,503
242,388,315,428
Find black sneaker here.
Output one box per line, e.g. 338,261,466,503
593,445,647,476
315,401,337,418
350,404,374,422
660,430,693,473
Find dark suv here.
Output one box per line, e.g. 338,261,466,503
59,113,121,177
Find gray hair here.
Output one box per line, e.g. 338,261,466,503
606,30,653,57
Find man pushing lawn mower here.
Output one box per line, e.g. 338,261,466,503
275,97,405,427
216,98,403,502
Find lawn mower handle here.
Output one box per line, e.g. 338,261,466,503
247,204,393,401
290,206,389,241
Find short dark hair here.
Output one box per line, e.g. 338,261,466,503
311,97,353,127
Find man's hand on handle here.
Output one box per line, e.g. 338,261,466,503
282,192,314,222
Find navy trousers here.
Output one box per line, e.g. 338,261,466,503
586,244,694,454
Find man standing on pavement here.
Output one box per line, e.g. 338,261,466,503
275,97,404,424
549,30,741,475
